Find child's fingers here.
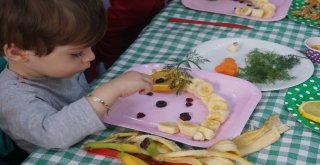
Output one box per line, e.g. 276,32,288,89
139,80,152,95
140,73,152,84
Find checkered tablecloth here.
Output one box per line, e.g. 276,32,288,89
23,0,320,164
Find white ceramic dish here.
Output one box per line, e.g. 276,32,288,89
190,38,315,91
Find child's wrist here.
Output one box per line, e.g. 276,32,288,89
86,94,111,116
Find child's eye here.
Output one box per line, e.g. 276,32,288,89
70,52,83,57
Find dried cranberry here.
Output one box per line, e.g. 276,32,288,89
180,112,191,121
155,78,165,84
186,98,194,102
156,100,167,108
186,102,193,107
146,92,153,96
137,112,146,119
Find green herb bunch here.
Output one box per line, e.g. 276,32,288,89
164,50,210,95
238,48,301,84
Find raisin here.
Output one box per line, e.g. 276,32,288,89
155,78,165,84
186,102,193,107
180,112,191,121
156,100,167,108
186,98,193,102
137,112,146,119
146,92,153,96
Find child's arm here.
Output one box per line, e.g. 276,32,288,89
86,71,152,117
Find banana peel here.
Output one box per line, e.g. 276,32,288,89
161,157,203,165
232,115,289,156
156,150,253,165
199,157,234,165
209,139,240,156
94,132,139,143
83,114,288,165
129,135,182,152
145,139,161,158
83,142,143,154
118,152,148,165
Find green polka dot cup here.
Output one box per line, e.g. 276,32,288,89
285,77,320,133
304,37,320,64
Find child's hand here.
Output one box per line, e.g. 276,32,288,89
88,71,152,117
108,71,152,97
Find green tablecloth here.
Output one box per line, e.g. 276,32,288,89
23,0,320,164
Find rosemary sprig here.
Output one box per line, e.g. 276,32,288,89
163,51,210,95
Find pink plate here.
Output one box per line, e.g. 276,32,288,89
181,0,292,22
103,64,261,148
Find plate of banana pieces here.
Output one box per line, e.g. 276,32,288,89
181,0,292,21
103,63,261,148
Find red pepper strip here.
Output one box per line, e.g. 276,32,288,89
168,17,254,30
85,148,190,165
85,148,119,158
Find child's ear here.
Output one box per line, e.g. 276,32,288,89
3,44,30,62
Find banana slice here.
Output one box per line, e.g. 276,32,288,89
158,122,179,134
185,78,204,94
198,126,216,140
201,119,221,131
251,8,264,18
262,3,276,11
235,7,253,16
262,9,275,18
234,7,242,15
195,81,214,97
208,100,228,111
177,120,200,137
192,131,205,141
209,93,226,102
206,109,230,123
256,1,268,8
200,95,211,105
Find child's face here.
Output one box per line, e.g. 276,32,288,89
25,45,95,78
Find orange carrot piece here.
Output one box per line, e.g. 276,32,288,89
214,57,238,76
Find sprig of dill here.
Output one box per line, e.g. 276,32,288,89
237,48,301,84
164,51,210,95
171,50,210,69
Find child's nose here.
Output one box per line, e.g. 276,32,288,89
82,48,95,62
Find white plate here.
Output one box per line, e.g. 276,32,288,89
190,38,315,91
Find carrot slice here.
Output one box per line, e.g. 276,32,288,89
214,57,238,76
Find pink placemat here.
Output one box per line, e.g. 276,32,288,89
181,0,292,21
103,63,261,148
